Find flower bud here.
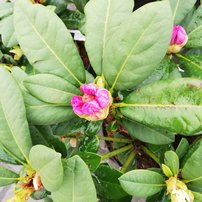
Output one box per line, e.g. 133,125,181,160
166,177,194,202
71,83,112,121
167,25,188,54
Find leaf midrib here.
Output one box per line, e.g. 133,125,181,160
173,0,180,21
0,98,28,163
17,5,82,86
110,16,155,92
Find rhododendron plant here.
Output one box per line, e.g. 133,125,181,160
0,0,202,202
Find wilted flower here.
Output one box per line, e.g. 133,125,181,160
166,177,194,202
71,83,112,121
167,25,188,54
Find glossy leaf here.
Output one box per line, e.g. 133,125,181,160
23,91,75,125
164,151,179,176
84,120,103,137
14,0,85,86
120,78,202,135
0,166,19,186
85,0,134,75
52,155,97,202
186,5,202,48
30,125,67,157
0,2,13,19
103,1,173,91
53,117,86,136
175,138,189,159
179,54,202,78
45,0,69,14
79,136,99,153
29,145,63,192
23,74,80,105
76,151,101,172
94,164,128,200
73,0,89,13
119,170,164,197
0,15,17,47
0,67,32,164
168,0,196,24
181,139,202,187
122,119,175,145
193,191,202,202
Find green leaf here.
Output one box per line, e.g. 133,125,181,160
85,0,134,75
162,164,173,178
168,0,196,24
73,0,89,13
23,91,75,125
53,117,86,136
0,166,19,186
0,147,18,165
186,5,202,48
79,136,99,153
45,0,69,14
0,15,17,47
29,145,63,192
122,119,175,145
0,2,13,19
181,139,202,187
175,138,189,159
164,151,179,176
30,125,67,158
120,78,202,135
84,121,103,137
94,164,128,200
119,169,164,197
103,1,173,91
0,67,32,164
178,54,202,78
14,1,85,86
76,151,101,172
23,74,80,105
193,191,202,202
52,155,97,202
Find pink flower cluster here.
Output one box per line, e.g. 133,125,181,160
167,25,188,54
71,83,112,121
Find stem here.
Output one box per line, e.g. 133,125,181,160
120,150,136,173
141,145,160,166
101,144,133,160
97,136,132,143
183,176,202,184
176,54,200,69
112,103,126,108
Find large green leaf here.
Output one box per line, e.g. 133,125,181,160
52,155,97,202
179,54,202,78
175,138,189,159
14,0,85,86
181,139,202,187
0,15,17,47
168,0,196,24
103,1,173,91
0,2,13,19
0,67,32,164
30,125,67,157
85,0,134,75
23,74,80,105
119,170,164,197
120,78,202,135
186,5,202,48
23,91,75,125
93,164,128,200
29,145,63,192
0,166,19,186
122,119,175,145
0,147,18,165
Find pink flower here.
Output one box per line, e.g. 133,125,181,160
167,25,188,54
71,83,112,121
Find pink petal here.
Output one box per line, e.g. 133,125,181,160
170,25,187,45
81,101,101,114
95,88,110,108
80,83,97,95
71,96,84,115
